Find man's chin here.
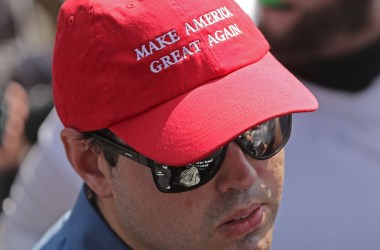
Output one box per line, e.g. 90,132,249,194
209,226,274,250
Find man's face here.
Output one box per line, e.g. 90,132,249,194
259,0,371,63
102,143,284,250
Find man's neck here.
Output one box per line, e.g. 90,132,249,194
95,196,135,248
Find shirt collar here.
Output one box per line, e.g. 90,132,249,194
63,185,131,250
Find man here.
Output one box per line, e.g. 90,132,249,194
258,0,380,250
34,0,317,249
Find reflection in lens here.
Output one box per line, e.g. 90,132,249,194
237,115,291,159
172,151,221,188
176,167,200,187
154,165,172,190
152,149,223,191
241,120,275,156
152,116,290,192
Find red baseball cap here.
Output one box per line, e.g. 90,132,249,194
53,0,318,166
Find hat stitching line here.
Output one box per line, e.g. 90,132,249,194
171,0,223,72
91,0,121,127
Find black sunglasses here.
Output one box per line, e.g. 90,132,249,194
90,115,292,193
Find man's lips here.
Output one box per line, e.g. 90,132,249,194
217,204,265,238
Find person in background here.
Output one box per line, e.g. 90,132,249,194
258,0,380,249
33,0,318,249
0,0,25,202
0,1,74,250
0,0,61,196
0,82,30,205
0,57,54,212
0,109,81,250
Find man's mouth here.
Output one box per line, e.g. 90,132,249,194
218,204,265,238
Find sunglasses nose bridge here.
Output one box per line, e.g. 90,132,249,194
214,142,258,193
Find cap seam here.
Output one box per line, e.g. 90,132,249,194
92,0,120,126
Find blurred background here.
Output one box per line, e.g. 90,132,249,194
0,1,82,249
0,0,379,250
0,0,60,213
241,1,380,250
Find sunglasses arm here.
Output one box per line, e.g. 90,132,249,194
91,133,149,167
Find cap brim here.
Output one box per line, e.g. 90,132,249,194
110,52,318,166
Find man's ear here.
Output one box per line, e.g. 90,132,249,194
60,128,113,198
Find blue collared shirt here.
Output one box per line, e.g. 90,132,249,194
34,185,131,250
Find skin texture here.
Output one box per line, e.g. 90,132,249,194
259,0,380,64
61,128,285,250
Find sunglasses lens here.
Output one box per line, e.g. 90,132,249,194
152,115,291,192
152,148,226,192
236,115,291,159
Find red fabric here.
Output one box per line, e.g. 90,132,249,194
53,0,318,165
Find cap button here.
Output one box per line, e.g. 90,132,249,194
68,15,75,25
126,2,135,8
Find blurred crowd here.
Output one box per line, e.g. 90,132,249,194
0,0,58,211
0,0,379,249
0,0,81,249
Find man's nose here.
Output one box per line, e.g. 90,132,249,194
215,142,258,193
